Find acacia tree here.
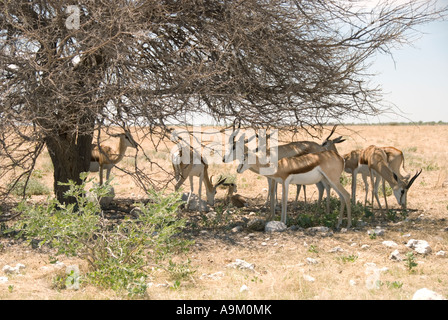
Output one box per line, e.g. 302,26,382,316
0,0,445,203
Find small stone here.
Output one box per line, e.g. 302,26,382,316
240,285,249,292
349,280,357,286
436,250,446,257
265,221,287,232
0,276,8,284
200,272,224,280
382,241,398,248
226,259,255,271
390,249,403,261
303,274,315,282
307,226,330,233
368,227,385,236
306,257,318,265
247,218,266,232
231,225,243,233
361,244,370,249
329,247,343,253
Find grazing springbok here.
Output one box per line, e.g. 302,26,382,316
359,145,421,213
222,125,346,214
172,148,226,210
344,147,410,208
90,130,138,185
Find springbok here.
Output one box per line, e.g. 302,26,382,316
223,125,346,214
237,149,351,228
90,130,138,185
172,148,226,210
359,145,421,213
344,147,411,208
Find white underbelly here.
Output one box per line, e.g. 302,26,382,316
286,166,323,185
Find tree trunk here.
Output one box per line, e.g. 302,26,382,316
44,130,93,204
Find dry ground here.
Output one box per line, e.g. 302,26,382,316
1,124,447,300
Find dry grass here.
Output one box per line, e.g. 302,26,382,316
1,124,448,300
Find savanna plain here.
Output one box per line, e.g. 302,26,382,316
0,124,447,300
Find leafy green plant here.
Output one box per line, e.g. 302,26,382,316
337,254,358,263
405,252,418,272
14,173,193,297
386,281,403,289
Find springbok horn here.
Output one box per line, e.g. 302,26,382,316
214,176,227,188
406,169,422,189
333,136,346,144
324,125,338,141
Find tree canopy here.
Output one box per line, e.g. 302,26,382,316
0,0,445,202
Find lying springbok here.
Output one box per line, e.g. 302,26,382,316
172,147,226,210
223,125,346,214
237,149,351,227
90,129,138,185
359,145,421,213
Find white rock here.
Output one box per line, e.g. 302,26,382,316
307,226,330,233
390,250,403,261
436,250,446,257
412,288,446,300
368,227,385,236
329,247,343,253
303,274,315,282
382,241,398,247
200,272,224,280
349,280,357,286
240,285,249,292
2,264,25,275
226,259,255,271
361,244,370,249
306,257,318,265
265,221,287,232
406,239,432,254
0,276,8,284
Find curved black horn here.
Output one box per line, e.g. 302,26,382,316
406,169,422,189
324,125,338,141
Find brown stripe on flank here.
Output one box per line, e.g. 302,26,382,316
276,153,322,180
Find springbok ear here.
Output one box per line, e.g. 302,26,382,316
393,173,398,182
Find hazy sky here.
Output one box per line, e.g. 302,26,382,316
366,1,448,123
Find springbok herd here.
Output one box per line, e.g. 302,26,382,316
88,126,422,229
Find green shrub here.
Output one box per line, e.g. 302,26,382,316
14,173,193,297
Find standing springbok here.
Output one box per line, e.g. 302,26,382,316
90,129,138,185
237,149,351,227
222,125,346,213
359,145,421,213
172,147,226,210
